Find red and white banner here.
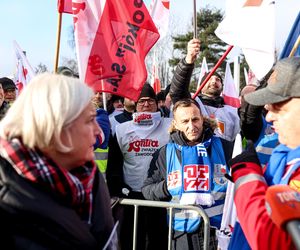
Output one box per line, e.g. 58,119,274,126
196,57,209,89
73,0,160,101
247,68,259,86
215,0,275,80
217,132,241,250
222,62,240,108
149,0,170,40
57,0,73,14
13,41,35,93
151,62,161,94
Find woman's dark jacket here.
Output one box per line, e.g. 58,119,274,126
0,158,114,250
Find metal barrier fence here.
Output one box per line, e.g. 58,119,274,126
117,198,210,250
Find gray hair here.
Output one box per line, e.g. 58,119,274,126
0,73,94,152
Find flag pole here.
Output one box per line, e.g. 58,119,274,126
102,86,108,111
192,45,234,99
289,35,300,57
193,0,197,38
54,12,63,73
99,67,107,111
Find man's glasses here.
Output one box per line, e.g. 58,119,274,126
137,98,156,106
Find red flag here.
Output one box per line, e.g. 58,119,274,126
57,0,72,14
74,0,160,101
222,62,240,108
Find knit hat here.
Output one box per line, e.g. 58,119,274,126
0,77,17,91
200,71,223,85
138,83,157,100
157,91,166,101
245,57,300,106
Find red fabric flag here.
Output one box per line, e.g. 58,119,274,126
57,0,72,14
222,62,240,108
74,0,160,101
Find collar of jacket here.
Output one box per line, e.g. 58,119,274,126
199,94,225,108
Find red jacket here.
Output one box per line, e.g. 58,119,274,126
232,161,300,250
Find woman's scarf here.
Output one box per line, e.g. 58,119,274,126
0,137,96,223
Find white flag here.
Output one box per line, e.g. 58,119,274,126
222,62,240,108
196,57,209,89
13,40,35,93
149,0,170,40
215,0,275,80
217,133,241,250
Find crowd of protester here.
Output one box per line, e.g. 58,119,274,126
0,38,299,250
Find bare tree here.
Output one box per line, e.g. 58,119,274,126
35,63,48,74
145,13,183,89
60,57,79,76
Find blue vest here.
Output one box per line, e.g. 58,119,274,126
255,118,278,168
166,136,228,232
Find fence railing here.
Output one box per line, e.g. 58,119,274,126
117,198,210,250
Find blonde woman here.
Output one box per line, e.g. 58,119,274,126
0,73,115,249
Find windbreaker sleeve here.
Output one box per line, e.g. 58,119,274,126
169,58,194,104
142,146,172,201
232,162,298,250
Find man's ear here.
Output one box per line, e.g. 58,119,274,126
172,119,178,130
168,119,177,133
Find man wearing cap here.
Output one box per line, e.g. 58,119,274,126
227,57,300,250
239,77,279,168
106,83,171,250
169,39,239,154
0,77,17,104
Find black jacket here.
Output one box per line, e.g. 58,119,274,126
142,124,231,201
0,158,114,250
238,100,264,142
114,109,133,124
169,58,225,108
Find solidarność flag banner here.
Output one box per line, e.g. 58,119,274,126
70,0,160,101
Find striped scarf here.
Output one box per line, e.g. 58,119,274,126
0,137,96,223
